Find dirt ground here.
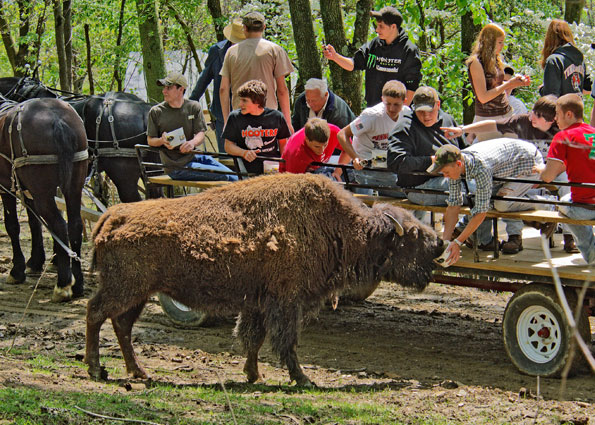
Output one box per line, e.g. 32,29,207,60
0,225,593,424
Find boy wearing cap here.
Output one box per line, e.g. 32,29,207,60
323,6,421,106
220,11,294,132
336,80,409,196
387,86,466,211
429,140,554,265
189,19,245,152
147,72,238,182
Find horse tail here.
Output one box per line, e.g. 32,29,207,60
52,117,76,191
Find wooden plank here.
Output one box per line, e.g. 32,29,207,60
55,197,103,223
355,194,595,226
147,175,231,189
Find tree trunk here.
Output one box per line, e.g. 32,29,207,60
63,0,72,90
136,0,166,103
321,0,370,114
207,0,225,42
53,0,71,90
461,10,479,125
0,0,48,76
84,23,94,94
288,0,322,89
564,0,584,23
111,0,126,91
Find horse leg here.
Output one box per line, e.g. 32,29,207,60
64,188,84,298
235,308,267,383
85,291,109,380
112,177,142,203
32,196,73,302
267,303,312,386
111,302,148,378
24,198,46,274
1,194,26,284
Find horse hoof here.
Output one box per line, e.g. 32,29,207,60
6,273,25,285
25,267,42,277
51,279,74,303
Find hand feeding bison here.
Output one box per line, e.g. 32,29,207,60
86,173,444,385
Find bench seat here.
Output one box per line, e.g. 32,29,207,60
354,195,595,226
147,175,232,190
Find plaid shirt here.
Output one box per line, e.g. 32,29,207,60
446,139,543,216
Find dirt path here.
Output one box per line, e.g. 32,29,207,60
0,232,593,422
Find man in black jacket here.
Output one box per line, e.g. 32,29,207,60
322,6,421,107
387,86,466,210
291,78,355,131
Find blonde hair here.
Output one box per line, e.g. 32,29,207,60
465,23,506,74
541,19,575,69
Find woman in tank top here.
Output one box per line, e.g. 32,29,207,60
466,23,530,141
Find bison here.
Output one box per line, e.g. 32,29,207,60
86,173,443,385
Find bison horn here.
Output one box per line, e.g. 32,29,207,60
384,213,404,236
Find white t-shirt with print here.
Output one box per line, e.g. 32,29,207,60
350,103,410,167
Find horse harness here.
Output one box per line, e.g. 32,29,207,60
90,91,143,159
0,99,88,195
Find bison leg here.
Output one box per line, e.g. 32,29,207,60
112,302,147,379
235,309,266,383
267,303,312,386
85,292,109,380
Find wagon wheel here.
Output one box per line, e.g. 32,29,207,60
341,281,380,302
157,293,211,327
502,283,591,377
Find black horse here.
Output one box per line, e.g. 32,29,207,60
0,97,88,301
0,77,161,203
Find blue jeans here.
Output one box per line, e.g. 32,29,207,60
352,169,405,198
168,154,238,182
213,116,225,153
558,194,595,264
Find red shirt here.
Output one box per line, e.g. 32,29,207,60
279,124,341,173
548,122,595,204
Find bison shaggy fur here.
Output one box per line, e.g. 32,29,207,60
86,173,443,385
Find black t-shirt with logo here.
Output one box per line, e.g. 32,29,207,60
353,34,422,107
223,108,291,174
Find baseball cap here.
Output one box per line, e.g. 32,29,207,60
426,144,461,173
223,20,246,44
411,86,438,112
370,6,403,28
157,72,188,88
242,11,265,29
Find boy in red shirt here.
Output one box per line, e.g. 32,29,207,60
537,93,595,264
280,118,351,180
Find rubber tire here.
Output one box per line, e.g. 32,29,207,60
503,283,591,377
341,281,380,302
158,293,210,327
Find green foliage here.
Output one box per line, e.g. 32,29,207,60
0,0,594,117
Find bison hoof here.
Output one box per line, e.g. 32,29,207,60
292,375,314,387
88,365,108,381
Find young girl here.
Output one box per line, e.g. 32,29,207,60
540,19,591,97
466,23,530,141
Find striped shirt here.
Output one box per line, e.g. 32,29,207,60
447,139,543,216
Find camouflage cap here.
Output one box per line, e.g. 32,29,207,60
411,86,438,112
242,11,265,29
426,144,461,173
157,72,188,88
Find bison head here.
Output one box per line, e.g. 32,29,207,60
373,204,443,291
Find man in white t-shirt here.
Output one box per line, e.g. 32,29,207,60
337,80,408,196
